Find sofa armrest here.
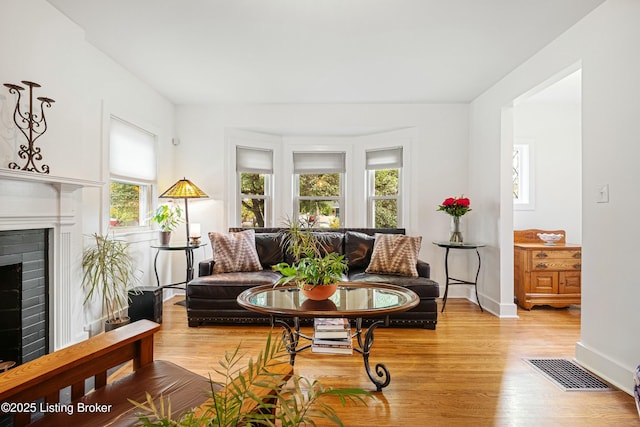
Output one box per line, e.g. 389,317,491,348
416,259,430,278
198,259,214,277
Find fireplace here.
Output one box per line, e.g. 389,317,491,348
0,229,50,365
0,170,101,352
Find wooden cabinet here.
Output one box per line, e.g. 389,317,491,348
514,229,581,310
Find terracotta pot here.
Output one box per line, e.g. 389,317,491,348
301,298,338,311
301,282,338,301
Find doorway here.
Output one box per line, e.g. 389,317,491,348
512,69,582,243
509,66,583,311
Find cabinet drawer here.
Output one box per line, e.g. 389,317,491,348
531,250,581,260
532,260,581,271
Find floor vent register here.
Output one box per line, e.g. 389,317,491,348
524,358,611,392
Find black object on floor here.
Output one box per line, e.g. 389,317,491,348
129,286,163,323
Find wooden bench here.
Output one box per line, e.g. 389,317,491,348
0,320,162,426
0,320,293,426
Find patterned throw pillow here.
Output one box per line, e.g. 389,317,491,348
365,233,422,278
209,229,263,274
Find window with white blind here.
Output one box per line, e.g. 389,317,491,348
366,147,402,227
293,151,345,228
237,146,274,227
513,140,535,210
109,117,156,228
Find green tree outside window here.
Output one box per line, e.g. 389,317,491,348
110,181,141,227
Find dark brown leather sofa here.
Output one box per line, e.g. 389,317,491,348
187,228,439,329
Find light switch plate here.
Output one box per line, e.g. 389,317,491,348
596,184,609,203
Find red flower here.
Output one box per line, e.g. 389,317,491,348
437,195,472,217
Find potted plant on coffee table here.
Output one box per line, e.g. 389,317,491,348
272,218,348,300
82,232,140,331
150,202,184,245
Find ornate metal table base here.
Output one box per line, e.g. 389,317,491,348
433,242,485,312
276,316,390,391
151,243,205,288
238,283,419,393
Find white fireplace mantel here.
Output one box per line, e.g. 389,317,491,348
0,169,103,350
0,168,103,189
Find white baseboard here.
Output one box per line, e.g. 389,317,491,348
575,341,634,395
441,294,518,318
477,293,518,318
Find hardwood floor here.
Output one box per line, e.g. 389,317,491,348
140,296,639,426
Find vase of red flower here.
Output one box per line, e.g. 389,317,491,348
449,216,463,243
438,196,471,243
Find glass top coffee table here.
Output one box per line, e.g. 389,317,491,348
237,282,419,391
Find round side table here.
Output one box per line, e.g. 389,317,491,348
433,241,486,312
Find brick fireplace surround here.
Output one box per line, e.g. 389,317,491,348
0,169,101,355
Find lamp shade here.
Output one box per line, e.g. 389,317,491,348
159,178,208,199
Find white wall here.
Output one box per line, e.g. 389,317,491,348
0,0,176,341
469,0,640,393
513,96,582,243
174,103,471,295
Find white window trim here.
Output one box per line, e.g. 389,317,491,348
237,173,273,227
514,139,536,211
362,139,409,228
365,146,403,228
108,115,158,231
294,174,345,226
287,144,350,227
292,150,346,226
227,130,280,227
366,167,403,228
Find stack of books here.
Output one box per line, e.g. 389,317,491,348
312,318,353,355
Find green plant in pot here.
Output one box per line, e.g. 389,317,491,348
82,232,140,331
150,202,184,245
272,218,348,300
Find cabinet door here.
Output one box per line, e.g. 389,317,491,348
559,271,581,294
530,271,558,294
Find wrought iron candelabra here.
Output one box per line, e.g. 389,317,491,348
3,80,55,174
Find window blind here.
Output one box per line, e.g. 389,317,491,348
109,117,156,181
236,146,274,174
365,147,403,170
293,152,346,174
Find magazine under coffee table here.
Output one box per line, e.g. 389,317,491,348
237,282,419,391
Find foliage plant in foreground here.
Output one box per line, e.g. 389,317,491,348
131,330,371,426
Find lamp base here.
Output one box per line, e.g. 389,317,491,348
189,236,201,246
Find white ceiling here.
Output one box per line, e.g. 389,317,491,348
46,0,604,105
